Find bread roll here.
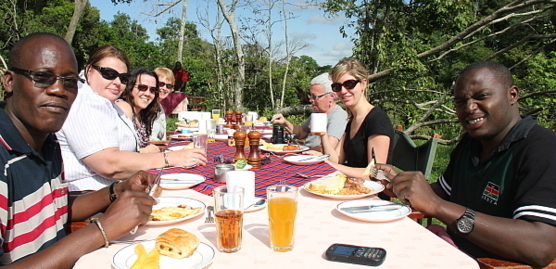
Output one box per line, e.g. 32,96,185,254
308,173,347,194
156,228,199,259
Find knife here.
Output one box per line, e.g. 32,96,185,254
298,154,330,162
341,204,404,213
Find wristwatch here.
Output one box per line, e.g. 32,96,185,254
456,208,475,234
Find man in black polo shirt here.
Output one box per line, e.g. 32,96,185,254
377,61,556,267
1,33,156,267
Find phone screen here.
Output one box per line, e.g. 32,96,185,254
332,245,357,255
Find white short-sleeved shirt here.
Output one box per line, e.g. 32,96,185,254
56,82,138,191
302,105,348,148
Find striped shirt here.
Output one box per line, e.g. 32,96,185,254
56,82,138,191
0,102,68,264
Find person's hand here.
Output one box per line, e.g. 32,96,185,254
117,170,155,193
100,190,156,240
168,148,208,167
389,171,442,216
372,163,397,197
270,113,287,125
139,144,161,153
303,150,322,156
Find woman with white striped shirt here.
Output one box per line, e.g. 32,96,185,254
56,45,207,191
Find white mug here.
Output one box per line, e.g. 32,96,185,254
310,113,327,135
226,171,255,207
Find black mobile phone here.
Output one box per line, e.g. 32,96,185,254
325,243,386,266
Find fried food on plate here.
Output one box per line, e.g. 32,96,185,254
149,205,203,221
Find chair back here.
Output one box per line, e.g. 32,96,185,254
392,130,438,179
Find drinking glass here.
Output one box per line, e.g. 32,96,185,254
213,186,244,253
212,109,221,122
193,133,208,152
267,185,298,252
206,119,217,143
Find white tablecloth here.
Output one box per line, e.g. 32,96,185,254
73,189,479,269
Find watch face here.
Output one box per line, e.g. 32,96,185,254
457,218,474,233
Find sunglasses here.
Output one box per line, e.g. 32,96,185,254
308,92,330,100
331,80,360,92
136,84,159,94
9,67,83,90
158,82,174,90
91,65,131,84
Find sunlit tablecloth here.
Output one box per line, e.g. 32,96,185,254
73,188,478,269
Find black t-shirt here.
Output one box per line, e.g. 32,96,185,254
438,116,556,259
343,107,394,167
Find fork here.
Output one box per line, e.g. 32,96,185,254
205,206,215,223
295,172,324,178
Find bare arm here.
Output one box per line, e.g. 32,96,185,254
115,101,133,120
82,147,207,180
391,171,556,267
4,172,156,269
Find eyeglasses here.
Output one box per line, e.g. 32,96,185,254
9,67,83,90
91,65,131,84
158,82,174,90
331,80,360,92
136,84,159,94
307,92,331,100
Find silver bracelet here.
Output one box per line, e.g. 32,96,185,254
90,218,110,248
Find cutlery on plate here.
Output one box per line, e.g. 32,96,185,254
205,206,215,223
295,172,325,178
130,168,163,234
341,204,404,213
245,199,266,210
297,154,330,162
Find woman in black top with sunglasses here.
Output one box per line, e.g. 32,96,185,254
319,59,394,178
116,67,161,153
57,45,207,191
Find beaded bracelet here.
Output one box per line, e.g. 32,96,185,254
163,151,170,167
108,180,124,203
90,218,110,248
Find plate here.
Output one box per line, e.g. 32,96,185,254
160,173,205,190
234,164,252,171
260,144,309,154
166,145,193,151
169,134,193,141
147,197,206,226
336,199,411,222
112,240,215,269
245,198,267,213
214,134,228,141
303,177,385,200
283,155,326,165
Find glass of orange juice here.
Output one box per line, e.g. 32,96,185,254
212,109,221,122
213,186,244,253
267,185,298,252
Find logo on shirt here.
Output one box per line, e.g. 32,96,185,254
482,182,500,205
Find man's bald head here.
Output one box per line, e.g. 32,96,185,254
8,32,76,69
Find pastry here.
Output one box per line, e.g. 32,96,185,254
156,228,199,259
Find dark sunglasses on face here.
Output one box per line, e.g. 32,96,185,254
136,84,159,94
9,67,83,90
91,65,131,84
307,92,330,100
158,82,174,90
331,79,360,92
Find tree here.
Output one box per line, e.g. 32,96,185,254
321,0,556,143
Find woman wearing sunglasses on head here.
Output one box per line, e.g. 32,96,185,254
57,45,207,191
116,67,161,153
319,59,394,178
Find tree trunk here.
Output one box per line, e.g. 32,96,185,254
65,0,88,44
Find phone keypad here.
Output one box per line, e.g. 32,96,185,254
354,248,385,260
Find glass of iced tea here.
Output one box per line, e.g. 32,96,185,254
267,185,298,252
213,186,244,253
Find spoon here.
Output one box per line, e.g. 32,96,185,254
245,199,266,210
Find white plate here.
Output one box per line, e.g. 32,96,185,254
160,173,205,190
147,197,206,226
303,177,385,200
245,198,267,213
283,155,325,165
214,134,228,141
112,240,215,269
260,144,309,154
336,199,411,222
169,134,193,141
165,145,193,151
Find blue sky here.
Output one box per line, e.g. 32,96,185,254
89,0,354,66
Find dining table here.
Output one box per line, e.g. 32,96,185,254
73,136,479,269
